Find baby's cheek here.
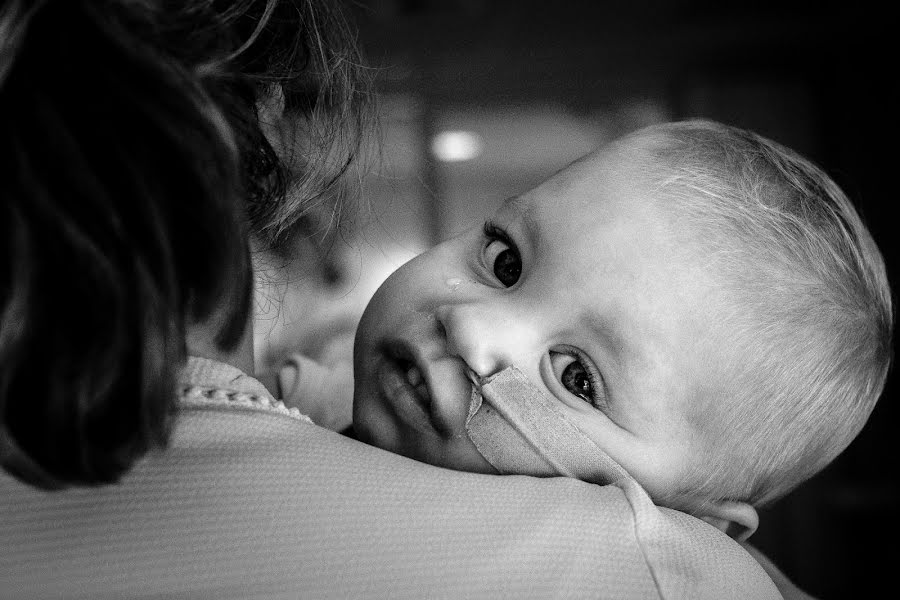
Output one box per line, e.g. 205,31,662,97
352,393,396,449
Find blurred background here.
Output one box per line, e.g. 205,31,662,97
256,1,897,596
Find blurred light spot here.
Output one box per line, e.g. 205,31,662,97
431,130,483,162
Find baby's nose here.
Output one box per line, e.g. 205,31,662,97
435,303,534,378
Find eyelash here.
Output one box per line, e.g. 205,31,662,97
562,348,606,409
482,221,516,252
481,220,523,287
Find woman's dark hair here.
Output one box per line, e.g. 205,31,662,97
0,0,371,488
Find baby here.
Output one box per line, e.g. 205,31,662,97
290,119,893,540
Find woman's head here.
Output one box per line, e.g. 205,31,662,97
195,0,372,247
0,0,370,488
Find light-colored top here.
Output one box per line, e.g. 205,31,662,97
0,357,781,599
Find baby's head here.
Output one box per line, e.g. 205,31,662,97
352,119,892,534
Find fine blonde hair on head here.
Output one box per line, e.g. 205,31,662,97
643,119,893,507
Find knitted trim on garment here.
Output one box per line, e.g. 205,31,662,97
179,384,313,424
178,356,314,424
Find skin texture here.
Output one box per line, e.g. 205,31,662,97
353,133,734,505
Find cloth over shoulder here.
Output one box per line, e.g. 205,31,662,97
0,357,781,599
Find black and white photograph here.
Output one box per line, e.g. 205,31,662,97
1,1,895,598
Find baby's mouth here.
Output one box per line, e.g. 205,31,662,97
377,339,473,437
379,341,435,419
393,355,431,406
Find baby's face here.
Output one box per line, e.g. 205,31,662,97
353,136,727,500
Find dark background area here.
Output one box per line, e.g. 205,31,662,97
343,1,898,597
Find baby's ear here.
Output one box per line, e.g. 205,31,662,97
699,500,759,542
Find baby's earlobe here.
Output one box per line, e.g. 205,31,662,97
699,500,759,542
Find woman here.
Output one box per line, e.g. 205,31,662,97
0,0,367,488
0,1,802,597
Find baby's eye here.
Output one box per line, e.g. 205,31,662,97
550,352,603,407
482,222,521,287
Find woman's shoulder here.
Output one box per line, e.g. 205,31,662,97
0,370,780,599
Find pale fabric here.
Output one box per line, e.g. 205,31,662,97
466,366,770,588
466,366,632,485
0,357,781,599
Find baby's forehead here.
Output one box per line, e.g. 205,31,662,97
518,152,673,232
554,134,666,190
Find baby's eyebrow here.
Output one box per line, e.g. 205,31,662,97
499,195,523,211
578,306,638,403
499,196,543,252
583,311,627,359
